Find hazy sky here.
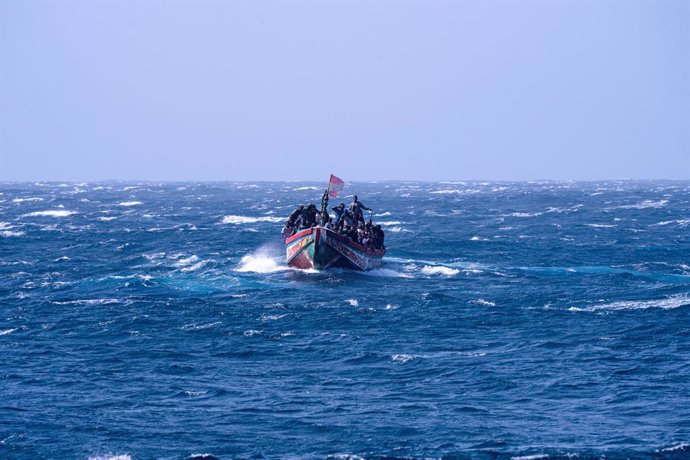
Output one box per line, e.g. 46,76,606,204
1,0,688,181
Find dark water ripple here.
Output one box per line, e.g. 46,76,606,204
1,181,690,459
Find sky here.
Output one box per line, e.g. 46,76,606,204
0,0,688,181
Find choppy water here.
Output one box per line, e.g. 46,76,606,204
1,181,690,460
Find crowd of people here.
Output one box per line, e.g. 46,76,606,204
282,196,385,251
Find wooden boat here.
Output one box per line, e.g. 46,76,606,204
285,226,385,271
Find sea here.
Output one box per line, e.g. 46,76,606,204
1,181,689,460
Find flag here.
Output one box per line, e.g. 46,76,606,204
327,174,344,198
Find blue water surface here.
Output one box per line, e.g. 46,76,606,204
1,181,689,460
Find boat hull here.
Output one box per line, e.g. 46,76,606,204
285,226,384,271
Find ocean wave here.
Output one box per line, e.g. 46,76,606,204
0,328,18,336
653,219,690,227
118,201,143,206
419,265,460,276
618,199,668,209
293,186,317,191
175,255,199,267
97,216,117,222
363,268,411,278
391,353,418,363
510,212,543,218
1,231,25,237
378,221,404,226
22,210,76,218
222,215,283,224
471,299,496,307
387,226,410,233
377,211,392,217
181,260,211,272
586,223,616,228
53,298,121,306
88,455,132,460
346,299,359,307
569,294,690,312
235,252,289,273
12,197,43,203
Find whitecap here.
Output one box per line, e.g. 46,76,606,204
511,455,549,460
569,294,690,312
378,221,404,226
22,210,76,218
185,390,207,397
222,215,283,224
293,186,318,191
1,230,25,237
88,455,132,460
618,199,668,209
261,314,287,321
391,354,417,363
97,216,117,222
510,212,543,218
661,443,689,452
586,223,616,228
364,268,411,278
387,226,410,233
181,321,221,330
12,197,43,203
471,299,496,307
181,260,210,272
0,328,18,336
118,201,143,207
235,252,288,273
377,211,392,217
421,265,459,276
346,299,359,307
175,255,199,266
53,298,121,306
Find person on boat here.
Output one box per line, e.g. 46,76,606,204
331,203,346,223
349,195,371,224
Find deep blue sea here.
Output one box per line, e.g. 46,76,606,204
1,181,690,460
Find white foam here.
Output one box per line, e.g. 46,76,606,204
510,212,543,218
421,265,460,276
364,268,411,278
97,216,117,222
346,299,359,307
118,201,143,206
22,210,76,218
661,443,689,452
1,230,25,237
175,255,199,266
653,219,690,227
181,260,210,272
88,455,132,460
471,299,496,307
235,252,288,273
511,455,549,460
0,328,18,336
391,354,417,363
586,223,616,228
377,211,392,217
293,186,317,191
387,226,410,233
222,215,283,224
53,298,121,306
430,189,463,194
378,221,404,226
569,294,690,312
619,199,668,209
12,197,43,203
